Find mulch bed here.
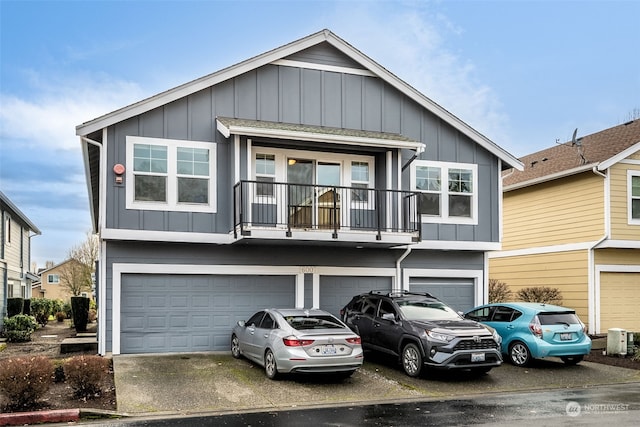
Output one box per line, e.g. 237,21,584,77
0,320,117,413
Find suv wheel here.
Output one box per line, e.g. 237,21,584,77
401,343,423,377
264,349,279,380
509,341,531,366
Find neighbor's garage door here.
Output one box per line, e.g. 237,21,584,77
409,278,475,312
319,276,392,318
600,272,640,333
120,274,295,354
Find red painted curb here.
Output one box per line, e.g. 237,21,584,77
0,408,80,426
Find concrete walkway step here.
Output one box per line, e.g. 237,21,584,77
60,337,98,354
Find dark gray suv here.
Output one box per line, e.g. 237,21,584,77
340,291,503,377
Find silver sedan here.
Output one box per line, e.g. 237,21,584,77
231,308,364,379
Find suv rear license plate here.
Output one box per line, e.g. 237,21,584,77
471,353,485,362
321,345,337,355
560,333,572,341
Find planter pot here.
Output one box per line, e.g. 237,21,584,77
71,296,90,332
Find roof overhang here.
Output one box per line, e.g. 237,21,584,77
216,117,426,153
597,141,640,170
504,163,595,192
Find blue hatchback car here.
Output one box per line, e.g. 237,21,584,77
464,303,591,367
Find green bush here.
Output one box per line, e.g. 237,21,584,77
489,279,512,303
516,286,563,305
6,298,24,317
1,315,38,342
30,298,55,326
51,299,65,315
62,301,73,320
63,355,110,398
0,356,53,410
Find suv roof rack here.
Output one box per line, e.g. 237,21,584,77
368,290,438,300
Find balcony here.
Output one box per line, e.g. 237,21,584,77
233,180,421,246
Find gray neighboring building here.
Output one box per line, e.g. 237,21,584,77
76,30,523,355
1,191,41,327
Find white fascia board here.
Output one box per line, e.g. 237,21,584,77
503,164,595,192
101,228,235,244
594,239,640,249
409,240,501,251
216,120,426,152
488,241,594,258
598,141,640,170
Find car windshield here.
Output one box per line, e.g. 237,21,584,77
285,315,345,330
537,312,581,326
397,300,461,320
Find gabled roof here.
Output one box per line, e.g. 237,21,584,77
75,29,521,170
504,119,640,190
0,191,41,234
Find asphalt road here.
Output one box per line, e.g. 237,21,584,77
83,382,640,426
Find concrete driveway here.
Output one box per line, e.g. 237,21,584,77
112,352,640,416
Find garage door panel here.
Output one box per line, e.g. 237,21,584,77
121,274,295,353
410,278,475,312
600,272,640,332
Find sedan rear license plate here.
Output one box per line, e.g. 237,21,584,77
560,333,572,341
321,345,337,355
471,353,485,362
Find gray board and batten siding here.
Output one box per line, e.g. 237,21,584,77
107,243,482,353
105,42,501,243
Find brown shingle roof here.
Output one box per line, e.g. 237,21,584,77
504,119,640,188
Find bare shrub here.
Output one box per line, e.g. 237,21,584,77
516,286,563,305
63,355,111,398
0,356,53,410
489,279,512,302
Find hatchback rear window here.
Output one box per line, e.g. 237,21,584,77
537,312,580,325
285,315,345,330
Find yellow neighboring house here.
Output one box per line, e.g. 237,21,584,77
490,119,640,334
32,259,91,302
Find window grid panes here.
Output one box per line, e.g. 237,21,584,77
632,175,640,220
351,161,370,203
255,154,276,197
416,166,441,216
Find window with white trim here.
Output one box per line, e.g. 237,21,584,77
411,160,478,224
629,170,640,224
47,274,60,284
4,213,11,245
255,153,276,198
126,136,216,212
351,161,370,204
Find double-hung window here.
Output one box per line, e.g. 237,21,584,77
411,160,477,224
629,170,640,224
351,161,371,206
126,136,216,212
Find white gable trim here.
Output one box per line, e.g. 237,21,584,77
272,59,376,77
597,141,640,170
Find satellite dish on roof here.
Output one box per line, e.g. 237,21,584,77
571,128,580,146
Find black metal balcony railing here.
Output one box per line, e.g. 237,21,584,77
233,180,421,241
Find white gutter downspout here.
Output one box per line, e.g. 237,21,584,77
395,246,412,291
588,165,608,335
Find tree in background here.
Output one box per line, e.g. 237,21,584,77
59,233,98,297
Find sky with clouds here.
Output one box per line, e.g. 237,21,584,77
1,0,638,268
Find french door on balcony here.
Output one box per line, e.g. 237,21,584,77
287,158,341,229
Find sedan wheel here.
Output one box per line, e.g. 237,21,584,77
264,349,279,380
401,343,423,377
230,335,241,359
509,341,531,366
561,355,584,365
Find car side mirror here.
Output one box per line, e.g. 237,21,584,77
381,313,396,322
237,320,246,328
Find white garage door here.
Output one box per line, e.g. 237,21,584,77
120,274,295,353
409,278,475,312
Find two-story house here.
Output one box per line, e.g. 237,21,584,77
1,191,41,328
32,259,92,301
76,30,522,356
489,120,640,334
